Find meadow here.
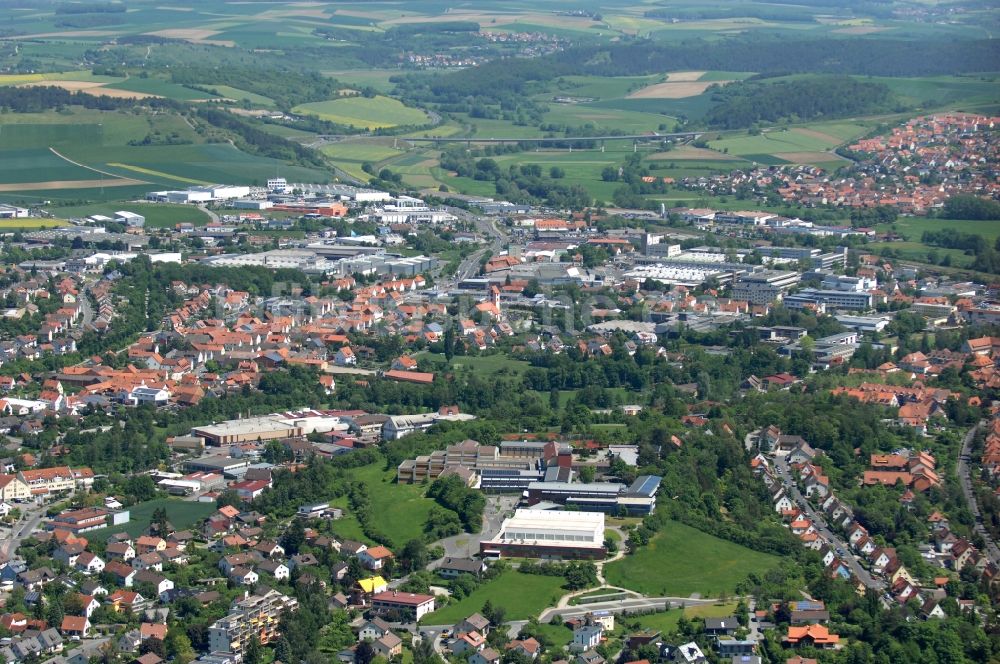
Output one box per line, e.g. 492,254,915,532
47,202,211,228
604,520,781,597
293,96,430,130
420,570,568,624
86,498,215,539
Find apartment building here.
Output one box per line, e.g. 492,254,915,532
17,466,77,495
208,589,298,655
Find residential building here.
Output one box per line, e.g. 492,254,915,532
208,590,298,655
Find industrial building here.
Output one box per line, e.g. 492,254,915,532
114,211,145,227
731,270,801,304
480,509,606,560
783,288,874,311
396,438,572,489
525,475,661,515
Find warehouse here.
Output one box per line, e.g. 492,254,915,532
480,509,606,560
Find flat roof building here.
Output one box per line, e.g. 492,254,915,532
481,509,606,560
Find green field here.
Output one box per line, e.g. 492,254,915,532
420,570,567,624
632,601,739,635
197,84,276,107
604,521,781,597
0,110,331,198
294,96,430,130
48,202,211,228
878,217,1000,246
103,78,212,101
89,499,215,539
347,462,437,546
0,218,69,230
416,353,533,377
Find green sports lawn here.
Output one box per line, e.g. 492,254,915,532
604,521,781,597
293,95,430,130
420,570,567,624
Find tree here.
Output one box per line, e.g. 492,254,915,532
142,637,166,658
245,635,263,664
355,640,375,664
151,506,169,536
216,489,241,509
281,519,306,555
564,562,598,590
401,538,429,573
413,636,442,664
482,599,507,626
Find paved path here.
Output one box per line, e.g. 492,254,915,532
957,422,1000,566
775,455,884,591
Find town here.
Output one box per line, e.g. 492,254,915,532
0,127,995,664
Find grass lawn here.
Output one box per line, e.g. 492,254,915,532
604,521,780,597
47,202,211,228
420,570,567,624
631,601,738,636
450,354,532,376
294,95,429,130
534,622,573,648
347,462,437,546
88,499,215,539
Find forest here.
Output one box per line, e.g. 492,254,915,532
704,77,897,129
393,37,999,112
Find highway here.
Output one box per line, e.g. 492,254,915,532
957,422,1000,566
774,455,885,591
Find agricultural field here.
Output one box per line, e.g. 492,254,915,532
102,77,213,101
0,218,69,230
708,123,868,166
604,521,781,597
879,217,1000,246
321,139,407,180
194,84,276,107
293,96,430,130
0,107,333,201
419,570,568,624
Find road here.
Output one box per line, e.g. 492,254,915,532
537,596,717,623
774,455,884,591
957,422,1000,566
0,503,47,560
440,207,508,283
403,132,703,145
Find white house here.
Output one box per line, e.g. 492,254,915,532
74,553,105,576
572,624,603,651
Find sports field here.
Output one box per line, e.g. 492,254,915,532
604,520,781,597
294,96,430,129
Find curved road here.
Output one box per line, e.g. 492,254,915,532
957,422,1000,566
